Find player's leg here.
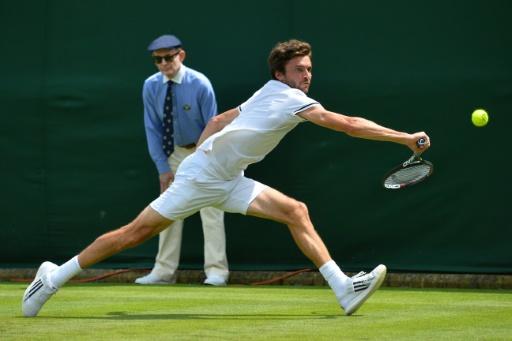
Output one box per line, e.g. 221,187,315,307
246,186,331,267
135,146,188,285
135,220,184,284
246,186,386,315
22,206,173,317
77,206,172,268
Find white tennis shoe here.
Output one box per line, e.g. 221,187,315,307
341,264,387,315
351,271,366,279
22,261,59,317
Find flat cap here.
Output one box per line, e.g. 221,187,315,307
147,35,182,51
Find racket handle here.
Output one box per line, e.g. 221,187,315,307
413,138,427,158
416,138,426,147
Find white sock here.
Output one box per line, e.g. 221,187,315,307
49,255,82,288
319,260,352,302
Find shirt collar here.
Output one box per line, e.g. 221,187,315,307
163,64,186,84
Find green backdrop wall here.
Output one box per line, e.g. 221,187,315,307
1,0,510,273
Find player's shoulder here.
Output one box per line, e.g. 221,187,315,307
265,81,313,104
284,85,309,98
264,80,306,96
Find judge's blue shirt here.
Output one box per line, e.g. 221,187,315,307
143,65,217,174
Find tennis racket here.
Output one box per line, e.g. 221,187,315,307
382,138,433,189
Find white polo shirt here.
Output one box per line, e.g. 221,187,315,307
199,80,320,180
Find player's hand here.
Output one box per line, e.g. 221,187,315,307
408,132,431,154
159,171,175,193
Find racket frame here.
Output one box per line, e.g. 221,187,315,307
382,138,433,189
382,156,433,189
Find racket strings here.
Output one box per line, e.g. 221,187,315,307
384,164,431,186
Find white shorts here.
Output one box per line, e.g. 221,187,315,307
150,151,267,221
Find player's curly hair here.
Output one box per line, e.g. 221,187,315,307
268,39,312,80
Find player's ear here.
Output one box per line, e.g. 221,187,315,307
274,70,285,81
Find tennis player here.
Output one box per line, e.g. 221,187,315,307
23,39,430,317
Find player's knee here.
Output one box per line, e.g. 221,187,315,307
287,200,310,225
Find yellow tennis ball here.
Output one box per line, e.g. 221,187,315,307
471,109,489,127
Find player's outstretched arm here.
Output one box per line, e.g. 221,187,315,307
197,108,240,147
298,105,430,153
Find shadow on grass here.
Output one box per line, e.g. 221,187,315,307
40,311,351,320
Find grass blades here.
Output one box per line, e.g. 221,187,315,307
2,283,512,340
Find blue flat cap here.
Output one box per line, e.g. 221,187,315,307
147,35,182,51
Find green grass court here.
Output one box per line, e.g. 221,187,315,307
2,283,511,340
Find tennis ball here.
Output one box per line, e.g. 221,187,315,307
471,109,489,127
